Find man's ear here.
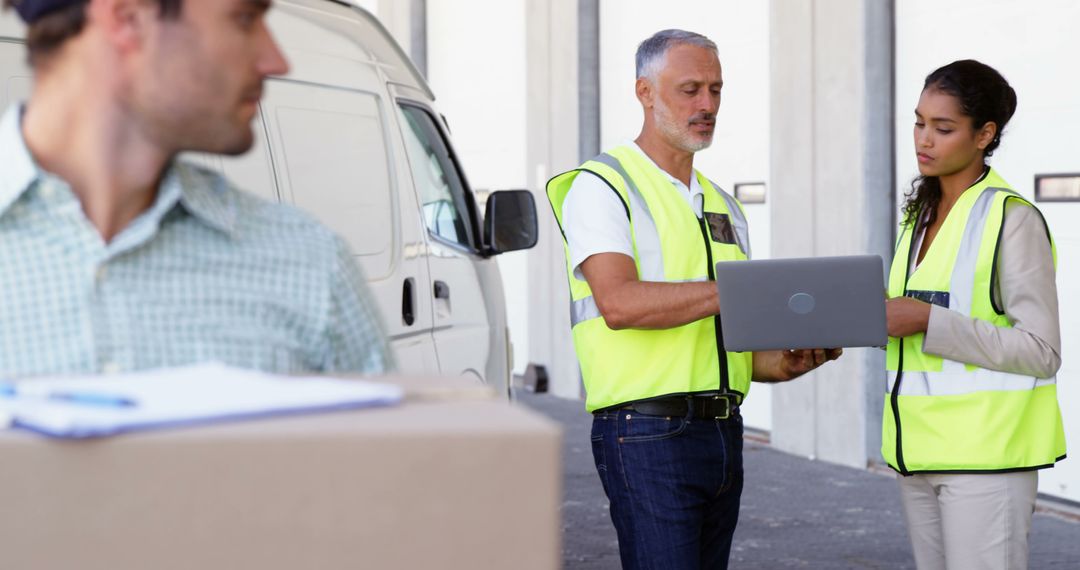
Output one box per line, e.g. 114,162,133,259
976,121,998,151
85,0,156,53
635,77,653,108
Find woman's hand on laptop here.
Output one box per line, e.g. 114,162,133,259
751,348,843,383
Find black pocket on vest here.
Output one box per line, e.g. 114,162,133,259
905,289,950,308
705,212,737,244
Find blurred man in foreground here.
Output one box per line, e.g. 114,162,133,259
0,0,392,376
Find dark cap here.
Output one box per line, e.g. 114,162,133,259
11,0,86,23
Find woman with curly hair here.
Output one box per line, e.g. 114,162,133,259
883,59,1065,570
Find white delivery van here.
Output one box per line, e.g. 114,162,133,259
0,0,538,396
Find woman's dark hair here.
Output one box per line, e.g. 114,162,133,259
2,0,183,67
901,59,1018,228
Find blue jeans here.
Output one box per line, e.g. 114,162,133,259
591,406,744,569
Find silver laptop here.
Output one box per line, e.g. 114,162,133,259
714,255,887,352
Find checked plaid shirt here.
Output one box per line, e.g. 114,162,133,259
0,105,393,378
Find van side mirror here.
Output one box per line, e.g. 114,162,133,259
483,190,538,255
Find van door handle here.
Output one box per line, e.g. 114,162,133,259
434,280,450,300
402,278,416,326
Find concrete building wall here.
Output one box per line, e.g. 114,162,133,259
769,0,894,468
426,0,532,378
523,0,582,399
895,0,1080,503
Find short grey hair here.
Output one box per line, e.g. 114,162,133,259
635,29,718,81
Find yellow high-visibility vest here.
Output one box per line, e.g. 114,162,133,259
883,168,1066,473
546,145,753,412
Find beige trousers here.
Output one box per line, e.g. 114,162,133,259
897,471,1038,570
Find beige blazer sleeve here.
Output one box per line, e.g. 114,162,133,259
922,201,1062,378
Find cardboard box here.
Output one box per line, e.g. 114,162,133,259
0,375,562,569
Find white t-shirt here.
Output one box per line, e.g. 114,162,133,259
562,143,704,280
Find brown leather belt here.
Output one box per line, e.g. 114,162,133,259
608,394,740,420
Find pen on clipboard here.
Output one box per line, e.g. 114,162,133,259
0,383,137,408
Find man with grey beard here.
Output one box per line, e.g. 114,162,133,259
546,29,840,569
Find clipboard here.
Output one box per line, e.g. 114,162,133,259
0,363,404,439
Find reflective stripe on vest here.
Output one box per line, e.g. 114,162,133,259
546,144,753,412
888,185,1047,397
586,152,751,279
590,152,666,281
706,177,752,260
570,277,709,327
947,185,1013,324
883,168,1066,473
566,152,748,327
887,370,1056,396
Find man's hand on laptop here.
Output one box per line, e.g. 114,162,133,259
751,348,843,383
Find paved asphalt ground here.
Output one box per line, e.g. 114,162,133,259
516,390,1080,569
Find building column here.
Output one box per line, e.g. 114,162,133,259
525,0,582,399
376,1,413,58
578,0,600,161
408,0,428,78
769,0,894,468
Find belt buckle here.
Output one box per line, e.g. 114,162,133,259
710,395,731,420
